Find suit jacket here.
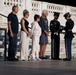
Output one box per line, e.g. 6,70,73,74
50,19,60,39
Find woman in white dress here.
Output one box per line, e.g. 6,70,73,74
31,14,41,60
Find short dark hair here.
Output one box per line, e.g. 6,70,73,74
12,5,18,11
34,14,40,21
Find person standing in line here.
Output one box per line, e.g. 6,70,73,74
20,9,30,61
50,12,61,60
31,14,41,60
7,5,19,61
63,12,74,61
39,10,49,59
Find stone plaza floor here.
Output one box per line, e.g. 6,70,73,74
0,59,76,75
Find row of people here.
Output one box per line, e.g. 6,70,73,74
7,5,74,61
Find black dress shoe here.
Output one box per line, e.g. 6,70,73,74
39,56,49,59
45,56,50,59
7,57,19,61
51,58,62,60
12,58,19,61
63,58,71,61
8,58,19,61
21,60,25,61
51,58,55,60
57,58,62,60
39,57,45,59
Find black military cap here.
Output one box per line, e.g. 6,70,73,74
64,12,71,18
54,12,60,16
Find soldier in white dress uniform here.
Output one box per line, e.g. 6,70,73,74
31,14,41,60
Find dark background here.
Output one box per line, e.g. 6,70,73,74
37,0,76,7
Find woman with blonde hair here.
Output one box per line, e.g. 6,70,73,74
20,9,30,61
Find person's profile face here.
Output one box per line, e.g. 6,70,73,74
65,16,70,20
45,12,48,17
37,17,40,22
14,7,19,13
25,13,29,19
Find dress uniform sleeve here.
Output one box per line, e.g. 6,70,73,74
50,21,54,32
65,20,74,31
57,21,61,32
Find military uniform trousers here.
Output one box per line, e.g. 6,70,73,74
51,35,60,59
65,38,72,59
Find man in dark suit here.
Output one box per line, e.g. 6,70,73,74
63,12,74,61
50,12,61,60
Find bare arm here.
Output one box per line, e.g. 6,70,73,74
8,21,13,37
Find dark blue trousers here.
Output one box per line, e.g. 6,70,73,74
51,35,60,59
54,37,60,59
8,34,17,59
65,38,72,59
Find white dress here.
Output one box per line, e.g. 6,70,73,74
31,21,41,60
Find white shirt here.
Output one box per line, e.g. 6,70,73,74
31,21,41,36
